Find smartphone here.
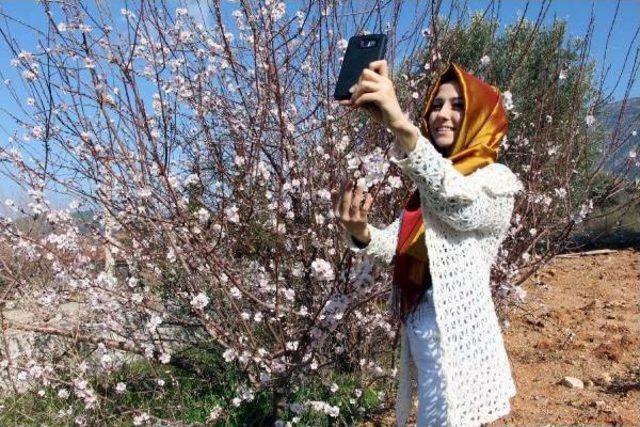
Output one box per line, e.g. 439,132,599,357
333,34,388,101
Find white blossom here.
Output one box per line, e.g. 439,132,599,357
183,173,199,186
166,247,176,263
316,188,332,200
138,187,152,198
501,91,514,111
307,400,340,417
208,405,223,421
31,126,43,139
230,286,242,299
121,8,136,19
225,205,240,223
190,292,210,310
22,69,39,81
196,207,210,223
283,288,295,301
146,315,163,333
133,412,150,426
310,258,335,281
513,285,527,302
388,175,403,189
480,55,490,66
223,348,237,362
585,114,595,127
83,57,96,69
554,188,567,198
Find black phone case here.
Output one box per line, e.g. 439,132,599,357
333,34,388,101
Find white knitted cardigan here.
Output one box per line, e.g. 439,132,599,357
345,131,524,426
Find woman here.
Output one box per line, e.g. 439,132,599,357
332,61,524,426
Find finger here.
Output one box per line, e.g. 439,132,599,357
362,192,374,214
348,83,358,99
354,92,379,106
333,181,345,215
356,80,380,93
361,68,382,82
341,181,354,215
338,99,352,106
352,81,380,103
352,183,364,213
368,60,388,78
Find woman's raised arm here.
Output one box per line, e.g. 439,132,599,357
390,128,524,233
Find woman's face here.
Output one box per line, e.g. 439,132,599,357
428,81,465,150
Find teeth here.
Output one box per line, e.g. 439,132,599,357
437,126,454,132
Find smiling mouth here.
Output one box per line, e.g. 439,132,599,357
435,126,455,134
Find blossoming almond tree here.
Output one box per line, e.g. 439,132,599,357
0,1,412,422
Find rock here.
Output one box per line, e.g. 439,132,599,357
591,400,606,409
584,379,594,388
561,376,584,389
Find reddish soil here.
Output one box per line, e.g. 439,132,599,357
365,248,640,426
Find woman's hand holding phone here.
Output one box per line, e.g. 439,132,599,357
338,60,407,131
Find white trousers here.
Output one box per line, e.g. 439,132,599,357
405,289,449,426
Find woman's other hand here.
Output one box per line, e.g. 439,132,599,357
331,180,374,244
338,60,407,131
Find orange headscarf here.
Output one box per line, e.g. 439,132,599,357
391,63,509,322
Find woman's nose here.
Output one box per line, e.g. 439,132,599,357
436,104,452,119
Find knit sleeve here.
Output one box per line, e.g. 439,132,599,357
343,216,401,267
389,129,524,233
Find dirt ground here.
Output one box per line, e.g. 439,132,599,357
364,247,640,426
